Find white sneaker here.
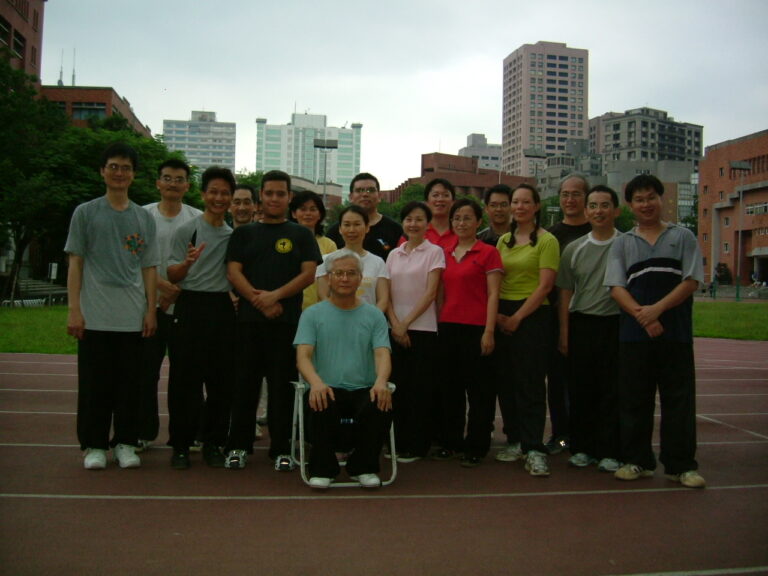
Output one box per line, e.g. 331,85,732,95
225,449,247,470
524,450,550,477
495,442,522,462
309,477,332,489
666,470,706,489
568,453,597,468
351,473,381,488
597,458,621,473
113,444,140,468
83,448,107,470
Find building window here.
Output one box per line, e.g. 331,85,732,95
12,30,26,60
0,16,10,48
719,167,724,177
719,191,723,200
724,216,730,226
723,242,730,254
703,233,709,242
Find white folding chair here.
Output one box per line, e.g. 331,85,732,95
290,379,397,488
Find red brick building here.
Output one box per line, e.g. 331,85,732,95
0,0,45,82
40,85,152,137
698,130,768,284
384,152,533,203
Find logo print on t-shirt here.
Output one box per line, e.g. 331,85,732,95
124,233,145,255
275,238,293,254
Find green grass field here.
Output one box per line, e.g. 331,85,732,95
1,301,766,354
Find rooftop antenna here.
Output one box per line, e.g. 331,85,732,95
71,47,76,86
57,49,64,86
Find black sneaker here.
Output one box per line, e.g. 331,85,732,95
545,435,569,455
171,449,190,470
460,455,483,468
202,443,226,468
430,448,460,461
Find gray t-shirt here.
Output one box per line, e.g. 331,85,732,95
65,196,159,332
168,216,232,293
144,202,201,313
556,230,621,317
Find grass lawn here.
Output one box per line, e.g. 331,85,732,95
0,301,766,355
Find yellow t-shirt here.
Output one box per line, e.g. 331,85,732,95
496,230,559,302
302,235,338,309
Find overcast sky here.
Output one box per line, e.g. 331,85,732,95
40,0,767,189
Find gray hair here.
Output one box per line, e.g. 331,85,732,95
558,173,590,194
324,249,363,274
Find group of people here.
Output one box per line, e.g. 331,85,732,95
65,141,705,490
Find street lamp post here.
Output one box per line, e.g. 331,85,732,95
730,161,751,302
313,138,338,207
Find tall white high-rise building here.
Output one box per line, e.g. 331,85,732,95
502,41,589,177
163,111,236,172
256,113,362,196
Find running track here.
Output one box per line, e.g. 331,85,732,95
0,338,766,576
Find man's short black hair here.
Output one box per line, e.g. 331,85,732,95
483,184,512,204
262,170,292,192
625,174,664,203
101,142,138,170
586,185,619,208
157,158,190,178
201,166,236,192
349,172,380,194
424,178,456,200
234,183,257,202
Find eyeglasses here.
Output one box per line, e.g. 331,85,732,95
353,187,378,195
105,163,133,173
330,270,360,279
560,191,584,199
160,175,187,184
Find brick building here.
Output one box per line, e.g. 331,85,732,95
699,130,768,284
0,0,45,82
384,152,533,203
40,85,152,137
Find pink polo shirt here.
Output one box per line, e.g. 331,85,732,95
398,224,457,250
386,240,445,332
440,239,503,326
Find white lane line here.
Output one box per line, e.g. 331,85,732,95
605,566,768,576
0,372,76,377
698,415,768,441
1,483,766,502
0,389,77,393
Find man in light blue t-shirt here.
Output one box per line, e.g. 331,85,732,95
294,249,392,489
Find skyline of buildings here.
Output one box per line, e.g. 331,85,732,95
163,111,237,173
256,113,362,197
502,41,589,177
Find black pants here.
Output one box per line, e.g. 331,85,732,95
391,330,436,457
495,300,551,454
168,291,235,450
546,311,569,439
309,388,392,478
77,330,142,450
228,322,297,459
567,313,620,460
618,340,698,475
137,310,174,441
437,323,496,457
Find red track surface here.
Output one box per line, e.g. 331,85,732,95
1,338,766,576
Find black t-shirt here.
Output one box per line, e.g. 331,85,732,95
326,213,403,261
227,221,322,324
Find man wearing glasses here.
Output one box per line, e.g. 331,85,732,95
326,173,403,261
65,142,159,470
478,184,513,246
544,174,593,456
139,159,201,452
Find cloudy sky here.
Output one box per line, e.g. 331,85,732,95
40,0,767,189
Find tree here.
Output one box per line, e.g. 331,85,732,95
0,55,187,297
378,183,425,222
615,205,635,232
235,170,263,193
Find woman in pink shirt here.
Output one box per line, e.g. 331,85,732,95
434,198,502,467
386,201,445,462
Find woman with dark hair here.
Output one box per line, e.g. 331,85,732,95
290,191,337,309
316,205,389,312
432,198,502,467
385,201,445,462
495,184,560,477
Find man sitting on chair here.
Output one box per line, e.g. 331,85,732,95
294,249,393,489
